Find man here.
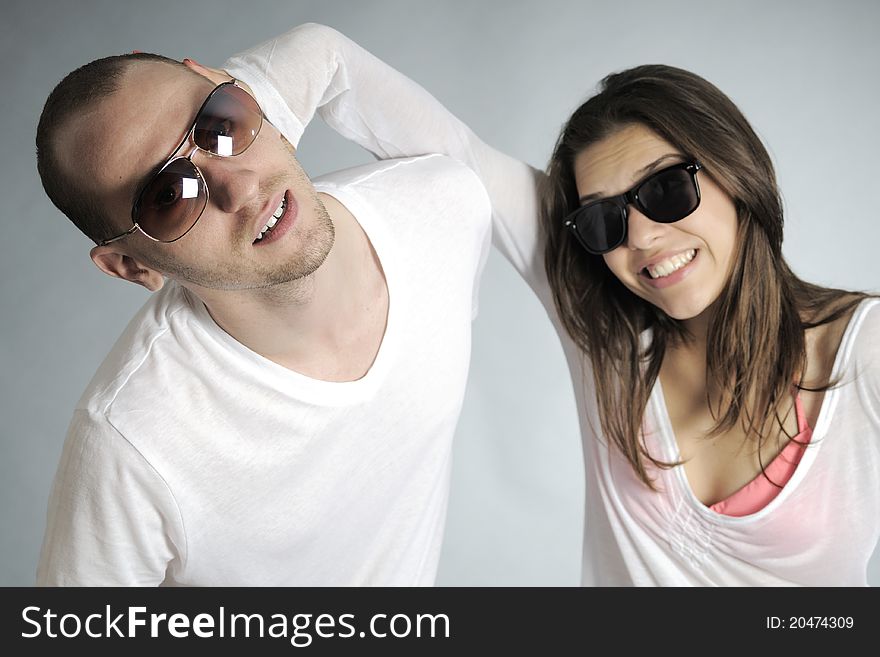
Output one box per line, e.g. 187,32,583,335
35,29,498,585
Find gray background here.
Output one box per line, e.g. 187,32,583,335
2,0,878,586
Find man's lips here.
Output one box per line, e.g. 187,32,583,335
252,191,287,243
252,190,298,247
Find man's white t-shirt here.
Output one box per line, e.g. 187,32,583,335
235,23,880,586
37,154,491,585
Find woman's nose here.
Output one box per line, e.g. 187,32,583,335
625,205,663,250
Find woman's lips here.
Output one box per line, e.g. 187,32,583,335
638,248,699,289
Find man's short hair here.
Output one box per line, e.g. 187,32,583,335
36,53,186,244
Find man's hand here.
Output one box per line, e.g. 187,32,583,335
183,58,257,100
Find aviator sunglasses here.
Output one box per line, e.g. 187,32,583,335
564,161,703,255
100,79,263,246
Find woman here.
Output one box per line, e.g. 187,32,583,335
221,24,880,585
540,67,879,584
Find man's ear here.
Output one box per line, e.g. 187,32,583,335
89,245,165,292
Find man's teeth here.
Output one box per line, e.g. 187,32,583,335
255,197,286,242
646,249,696,279
272,198,285,220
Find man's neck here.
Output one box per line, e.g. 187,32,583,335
186,193,389,380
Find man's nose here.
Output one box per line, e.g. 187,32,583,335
196,151,260,216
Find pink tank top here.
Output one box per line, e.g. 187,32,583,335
709,394,813,517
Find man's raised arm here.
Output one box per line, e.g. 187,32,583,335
223,23,548,296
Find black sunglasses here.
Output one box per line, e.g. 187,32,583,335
100,79,263,246
564,161,703,255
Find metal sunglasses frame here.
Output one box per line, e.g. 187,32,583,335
99,78,262,246
563,161,703,255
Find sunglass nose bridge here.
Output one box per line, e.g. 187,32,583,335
622,187,640,207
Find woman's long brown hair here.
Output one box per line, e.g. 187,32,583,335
541,65,869,488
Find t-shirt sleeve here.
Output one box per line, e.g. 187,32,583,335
223,23,551,306
36,409,186,586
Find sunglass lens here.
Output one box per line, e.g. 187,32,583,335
193,84,262,156
135,158,207,242
577,202,626,254
638,167,699,222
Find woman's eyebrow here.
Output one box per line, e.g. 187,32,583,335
578,153,682,203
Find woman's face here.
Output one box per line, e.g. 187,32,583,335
573,123,739,323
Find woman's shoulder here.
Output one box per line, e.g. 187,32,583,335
846,296,880,361
844,297,880,413
804,294,878,384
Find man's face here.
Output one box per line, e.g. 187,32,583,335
59,61,333,291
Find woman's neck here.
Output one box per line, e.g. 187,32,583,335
679,300,717,350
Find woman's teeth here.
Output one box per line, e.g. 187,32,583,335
255,197,286,242
645,249,696,279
